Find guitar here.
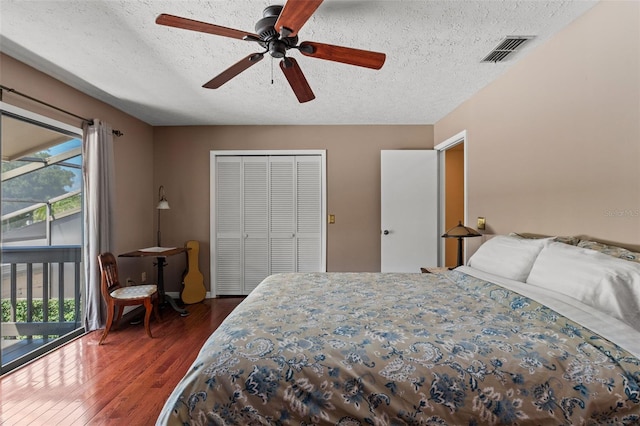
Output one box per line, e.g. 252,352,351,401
181,240,206,304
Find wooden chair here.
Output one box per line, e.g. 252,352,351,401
97,252,160,345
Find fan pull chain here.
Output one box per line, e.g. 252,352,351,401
271,56,274,84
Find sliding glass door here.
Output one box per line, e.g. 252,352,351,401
1,104,85,375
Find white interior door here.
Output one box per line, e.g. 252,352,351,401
381,150,438,272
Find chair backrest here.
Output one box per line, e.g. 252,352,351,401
97,252,122,300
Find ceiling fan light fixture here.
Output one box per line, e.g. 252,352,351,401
269,40,288,58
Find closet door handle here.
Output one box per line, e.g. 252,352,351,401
383,230,390,235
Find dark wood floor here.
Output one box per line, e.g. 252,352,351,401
0,297,244,426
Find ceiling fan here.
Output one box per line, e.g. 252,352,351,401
156,0,386,103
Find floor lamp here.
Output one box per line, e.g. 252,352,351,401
156,185,170,246
442,221,481,268
154,186,188,315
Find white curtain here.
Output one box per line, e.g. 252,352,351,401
82,120,116,331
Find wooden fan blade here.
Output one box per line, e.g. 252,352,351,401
299,41,386,70
203,54,264,89
274,0,323,38
156,14,259,40
280,58,315,103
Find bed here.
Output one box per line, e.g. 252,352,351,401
157,236,640,425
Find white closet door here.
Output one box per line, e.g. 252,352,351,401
296,156,322,272
215,157,242,294
269,157,296,274
243,157,269,293
212,152,325,296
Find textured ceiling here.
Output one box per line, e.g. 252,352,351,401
0,0,597,126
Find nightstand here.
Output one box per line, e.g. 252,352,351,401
420,267,450,274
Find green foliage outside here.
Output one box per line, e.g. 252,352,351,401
32,193,82,221
1,299,78,339
1,183,81,233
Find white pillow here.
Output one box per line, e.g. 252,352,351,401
526,242,640,329
467,235,551,282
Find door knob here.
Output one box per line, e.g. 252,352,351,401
383,230,389,235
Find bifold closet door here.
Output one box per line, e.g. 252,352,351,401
214,156,271,295
214,157,243,295
269,157,296,274
294,156,322,272
269,156,322,274
243,157,270,294
214,155,322,296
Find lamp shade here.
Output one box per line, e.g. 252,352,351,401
156,185,170,246
441,221,482,268
442,221,481,238
157,185,170,210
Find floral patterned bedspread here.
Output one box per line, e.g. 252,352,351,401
157,272,640,425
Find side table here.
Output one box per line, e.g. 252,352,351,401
420,267,451,274
119,247,189,316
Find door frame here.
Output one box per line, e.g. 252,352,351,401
209,150,327,296
434,130,468,266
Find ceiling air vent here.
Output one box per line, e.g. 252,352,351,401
481,36,534,63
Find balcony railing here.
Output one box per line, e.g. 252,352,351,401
1,245,83,369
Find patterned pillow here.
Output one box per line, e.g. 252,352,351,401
577,240,640,263
509,233,580,246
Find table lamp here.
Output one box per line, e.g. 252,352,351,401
442,221,481,268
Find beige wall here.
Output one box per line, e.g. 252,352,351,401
0,54,157,280
435,0,640,254
153,125,433,290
